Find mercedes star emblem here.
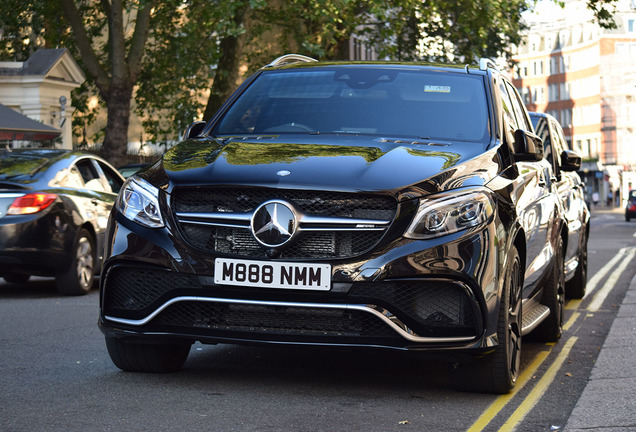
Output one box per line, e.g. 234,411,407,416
251,200,297,247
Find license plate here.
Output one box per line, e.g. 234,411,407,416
214,258,331,290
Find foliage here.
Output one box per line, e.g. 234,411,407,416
0,0,621,163
134,0,224,146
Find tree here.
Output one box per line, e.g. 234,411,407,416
56,0,156,166
0,0,621,164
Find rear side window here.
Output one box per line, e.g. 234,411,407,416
531,116,553,167
214,68,490,143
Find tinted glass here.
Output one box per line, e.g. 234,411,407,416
0,154,50,179
214,68,490,143
506,82,532,131
96,160,124,194
531,116,553,165
498,79,518,131
75,159,105,192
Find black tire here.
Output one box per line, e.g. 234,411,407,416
105,337,191,373
55,228,95,296
565,228,587,299
534,237,565,342
450,246,522,394
3,273,30,284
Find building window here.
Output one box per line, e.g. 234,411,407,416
548,83,559,102
628,19,635,32
560,82,571,100
550,57,559,75
561,108,572,127
532,86,545,103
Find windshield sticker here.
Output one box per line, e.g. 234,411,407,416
425,85,451,93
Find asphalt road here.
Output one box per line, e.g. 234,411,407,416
1,207,634,432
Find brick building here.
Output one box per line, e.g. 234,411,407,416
511,0,636,204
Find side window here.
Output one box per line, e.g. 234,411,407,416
498,79,518,131
60,166,85,189
551,120,567,156
75,159,105,192
505,82,532,131
97,161,124,194
534,117,553,166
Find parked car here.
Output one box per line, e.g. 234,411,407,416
99,56,566,394
0,148,124,295
626,190,636,221
529,112,590,299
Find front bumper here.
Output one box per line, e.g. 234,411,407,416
99,214,502,353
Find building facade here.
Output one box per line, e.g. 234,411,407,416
0,49,84,149
511,0,636,205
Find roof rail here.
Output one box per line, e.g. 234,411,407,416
266,54,318,68
479,58,498,71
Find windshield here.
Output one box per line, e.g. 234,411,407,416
213,67,490,143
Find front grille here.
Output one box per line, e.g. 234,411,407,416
172,187,397,259
173,188,396,219
181,225,384,259
156,301,397,339
349,281,478,337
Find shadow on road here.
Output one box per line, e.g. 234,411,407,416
0,277,99,299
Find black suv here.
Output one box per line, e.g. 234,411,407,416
99,55,565,393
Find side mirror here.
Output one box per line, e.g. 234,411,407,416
560,149,582,172
513,129,544,162
184,121,206,139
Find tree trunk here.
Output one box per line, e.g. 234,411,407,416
202,3,248,121
102,85,132,167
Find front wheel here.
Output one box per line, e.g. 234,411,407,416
55,228,95,296
450,245,522,394
105,337,191,373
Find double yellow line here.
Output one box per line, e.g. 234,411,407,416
468,247,636,430
466,313,580,432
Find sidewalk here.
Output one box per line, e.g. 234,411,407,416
565,271,636,431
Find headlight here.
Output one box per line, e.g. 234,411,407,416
117,177,164,228
404,189,494,239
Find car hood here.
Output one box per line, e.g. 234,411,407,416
156,135,499,196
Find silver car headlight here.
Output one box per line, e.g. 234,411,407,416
117,177,164,228
405,189,494,239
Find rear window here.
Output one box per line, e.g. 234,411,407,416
214,68,490,143
0,154,49,180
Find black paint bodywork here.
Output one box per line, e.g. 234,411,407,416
0,149,123,280
99,62,563,357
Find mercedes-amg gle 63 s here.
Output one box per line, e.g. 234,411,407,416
99,55,566,393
